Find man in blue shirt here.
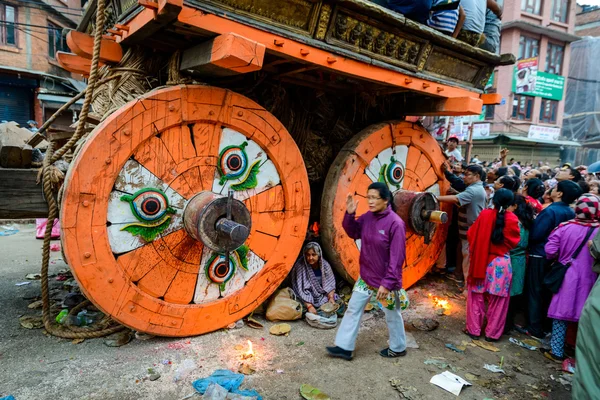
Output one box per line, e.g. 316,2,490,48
371,0,433,24
523,180,582,339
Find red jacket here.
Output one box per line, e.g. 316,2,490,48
467,209,520,282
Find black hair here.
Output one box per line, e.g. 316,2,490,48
540,173,550,182
512,194,534,230
491,188,515,245
567,167,582,182
524,178,544,199
578,180,590,194
496,167,509,177
557,180,583,205
511,166,521,178
447,137,459,143
367,182,395,211
498,175,517,192
465,164,484,181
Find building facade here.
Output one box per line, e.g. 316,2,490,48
472,0,580,164
0,0,84,128
575,5,600,36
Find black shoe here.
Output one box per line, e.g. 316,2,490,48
326,346,353,360
485,336,499,342
379,347,407,358
463,329,480,340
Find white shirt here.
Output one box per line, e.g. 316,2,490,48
461,0,486,33
445,148,464,162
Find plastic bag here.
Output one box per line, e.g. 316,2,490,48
305,312,337,329
265,288,302,322
36,218,60,239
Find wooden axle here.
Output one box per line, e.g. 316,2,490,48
393,190,445,244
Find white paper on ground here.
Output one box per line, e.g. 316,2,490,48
430,371,472,396
405,332,419,349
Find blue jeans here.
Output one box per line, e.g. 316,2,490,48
334,289,407,352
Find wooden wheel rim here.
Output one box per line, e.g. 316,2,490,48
321,121,450,288
61,85,310,336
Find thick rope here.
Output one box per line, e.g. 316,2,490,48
40,0,125,339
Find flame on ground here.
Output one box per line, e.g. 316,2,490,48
245,340,254,357
428,293,450,310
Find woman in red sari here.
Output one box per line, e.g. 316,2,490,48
465,189,521,341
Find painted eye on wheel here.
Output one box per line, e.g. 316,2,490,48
218,142,249,183
119,188,176,242
206,254,236,290
122,188,174,222
378,156,405,188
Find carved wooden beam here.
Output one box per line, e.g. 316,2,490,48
405,96,483,116
480,93,502,105
66,31,123,64
56,51,97,76
180,33,266,77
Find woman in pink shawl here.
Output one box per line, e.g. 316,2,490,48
291,242,336,314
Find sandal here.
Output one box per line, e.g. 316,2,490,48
540,348,564,363
463,329,480,340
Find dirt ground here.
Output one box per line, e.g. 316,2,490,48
0,223,573,400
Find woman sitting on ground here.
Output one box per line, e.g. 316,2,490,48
541,194,600,362
465,188,520,342
291,242,336,315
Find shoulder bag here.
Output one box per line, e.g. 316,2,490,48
543,227,595,294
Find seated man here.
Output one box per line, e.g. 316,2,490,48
291,242,336,315
427,0,464,38
457,0,486,46
371,0,433,24
480,0,502,53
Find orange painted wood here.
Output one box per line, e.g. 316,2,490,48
321,121,450,288
480,93,503,105
66,31,123,64
60,85,310,337
56,51,99,76
138,0,159,9
117,5,483,101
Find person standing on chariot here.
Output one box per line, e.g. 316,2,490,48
326,182,408,360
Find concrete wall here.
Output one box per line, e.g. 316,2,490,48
576,8,600,37
489,0,577,138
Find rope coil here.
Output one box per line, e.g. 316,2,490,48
40,0,125,339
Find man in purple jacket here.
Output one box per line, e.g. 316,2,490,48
327,182,407,360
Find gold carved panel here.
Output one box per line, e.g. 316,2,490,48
204,0,322,36
424,51,481,84
324,8,425,69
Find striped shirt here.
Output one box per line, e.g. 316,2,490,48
427,8,459,34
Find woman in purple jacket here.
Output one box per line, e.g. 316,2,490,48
542,194,600,363
326,182,407,360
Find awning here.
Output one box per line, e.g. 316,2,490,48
502,21,580,43
474,134,581,147
37,94,84,110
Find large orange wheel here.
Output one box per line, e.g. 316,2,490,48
321,121,450,288
61,85,310,337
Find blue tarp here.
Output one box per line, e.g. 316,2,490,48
192,369,262,400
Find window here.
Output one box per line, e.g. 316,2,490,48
546,43,564,75
47,23,67,59
551,0,568,23
521,0,542,15
540,99,558,123
518,36,540,60
0,3,17,46
512,94,535,121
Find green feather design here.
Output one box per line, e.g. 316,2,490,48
121,217,172,242
378,164,387,183
231,160,261,191
236,245,249,270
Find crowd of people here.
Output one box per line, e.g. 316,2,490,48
286,135,599,397
434,136,600,397
371,0,503,52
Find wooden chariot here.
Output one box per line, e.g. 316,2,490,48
51,0,514,336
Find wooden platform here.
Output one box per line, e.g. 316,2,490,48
77,0,514,113
0,169,48,219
